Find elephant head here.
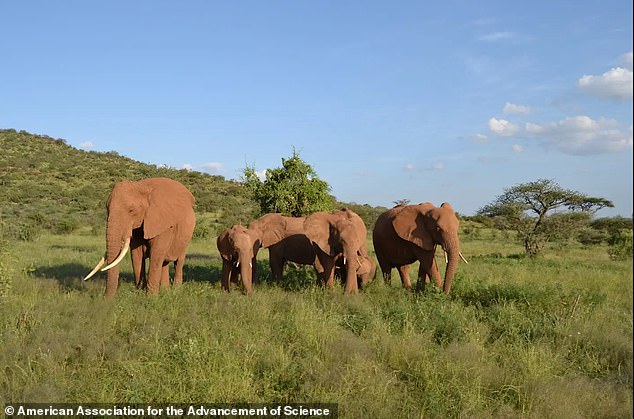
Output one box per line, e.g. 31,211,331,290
217,225,261,294
357,255,377,286
392,202,463,294
303,208,368,294
84,177,195,297
336,254,377,288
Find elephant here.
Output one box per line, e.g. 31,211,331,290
216,225,261,294
372,202,467,294
335,254,377,288
247,213,320,282
84,177,196,298
303,208,369,294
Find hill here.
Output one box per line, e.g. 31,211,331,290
0,129,390,241
0,129,258,239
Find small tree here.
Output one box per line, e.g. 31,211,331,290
477,179,613,257
242,150,334,217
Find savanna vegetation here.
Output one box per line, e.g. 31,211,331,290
1,130,632,418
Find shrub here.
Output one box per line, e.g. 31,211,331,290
0,223,12,297
607,230,633,260
5,221,42,241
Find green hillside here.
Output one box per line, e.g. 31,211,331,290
0,129,258,239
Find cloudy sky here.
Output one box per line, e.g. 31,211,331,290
1,1,632,216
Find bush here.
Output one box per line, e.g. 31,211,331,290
577,228,609,245
5,221,42,241
607,230,633,260
0,224,12,297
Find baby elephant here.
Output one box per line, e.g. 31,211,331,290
335,255,377,288
216,225,262,294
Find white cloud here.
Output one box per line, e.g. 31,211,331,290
488,117,519,137
524,116,632,155
477,31,516,42
511,144,524,153
182,164,193,171
404,163,415,171
474,133,489,143
578,52,633,101
432,162,445,170
503,102,531,115
79,141,94,150
255,169,267,181
201,162,224,173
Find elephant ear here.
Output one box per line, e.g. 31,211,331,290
392,205,435,251
246,228,262,256
216,229,231,261
144,180,195,240
303,212,333,255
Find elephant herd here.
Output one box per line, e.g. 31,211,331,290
85,177,466,298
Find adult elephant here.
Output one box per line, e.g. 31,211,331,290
372,202,466,294
84,177,196,298
248,214,320,282
217,225,261,294
303,208,369,294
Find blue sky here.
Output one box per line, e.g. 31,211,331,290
2,1,632,216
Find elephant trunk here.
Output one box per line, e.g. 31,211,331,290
239,254,253,294
442,237,460,294
104,221,129,298
342,249,359,294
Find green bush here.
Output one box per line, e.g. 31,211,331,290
5,221,42,242
607,230,633,260
577,228,609,245
0,224,12,297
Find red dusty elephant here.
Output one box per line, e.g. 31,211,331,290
247,213,319,281
303,208,369,294
216,225,262,294
372,202,467,294
84,177,196,298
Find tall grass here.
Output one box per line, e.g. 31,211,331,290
1,233,631,418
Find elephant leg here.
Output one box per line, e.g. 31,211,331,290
419,252,441,289
221,260,231,292
269,254,284,282
173,255,185,287
160,262,170,289
130,245,144,289
319,254,335,288
430,256,442,288
146,258,164,295
396,264,412,290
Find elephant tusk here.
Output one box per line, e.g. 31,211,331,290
101,238,131,272
84,256,105,281
249,262,252,268
235,261,240,268
444,251,448,264
459,252,469,264
343,257,346,265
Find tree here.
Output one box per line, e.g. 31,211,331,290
477,179,613,257
242,150,334,217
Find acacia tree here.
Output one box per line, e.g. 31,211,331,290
477,179,613,257
242,150,334,217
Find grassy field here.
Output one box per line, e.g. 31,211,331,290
1,231,632,418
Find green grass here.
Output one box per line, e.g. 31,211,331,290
1,233,632,418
